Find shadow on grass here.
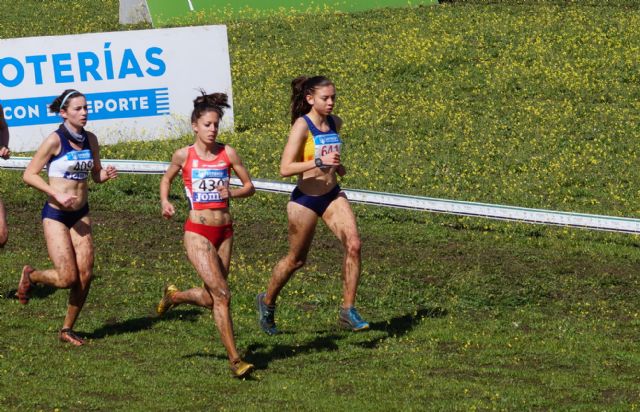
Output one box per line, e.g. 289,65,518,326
245,333,343,370
360,306,447,349
86,309,202,339
179,329,336,365
243,306,446,370
4,285,58,301
182,352,229,361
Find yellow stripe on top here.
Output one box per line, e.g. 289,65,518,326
301,131,316,162
297,115,342,162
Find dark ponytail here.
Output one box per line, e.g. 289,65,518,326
290,76,333,125
50,89,85,114
191,90,230,123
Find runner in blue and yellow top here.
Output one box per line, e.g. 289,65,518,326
157,91,255,378
19,89,118,346
257,76,369,335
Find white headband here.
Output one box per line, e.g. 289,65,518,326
60,90,80,110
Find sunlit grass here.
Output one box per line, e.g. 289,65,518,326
1,1,640,410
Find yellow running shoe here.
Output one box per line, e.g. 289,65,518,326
230,358,254,378
156,284,179,316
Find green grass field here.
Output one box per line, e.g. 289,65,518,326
1,1,640,410
146,0,438,25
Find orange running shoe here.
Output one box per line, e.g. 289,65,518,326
17,265,34,305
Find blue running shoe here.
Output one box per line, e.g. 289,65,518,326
339,306,370,331
256,292,278,335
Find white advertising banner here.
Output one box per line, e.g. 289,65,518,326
0,25,233,151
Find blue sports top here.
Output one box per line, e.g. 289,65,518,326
298,115,342,162
47,124,93,181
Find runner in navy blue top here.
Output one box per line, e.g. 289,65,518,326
18,89,117,346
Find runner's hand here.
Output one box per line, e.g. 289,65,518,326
161,200,175,219
53,193,78,209
0,146,10,159
216,184,230,200
104,165,117,180
321,152,340,166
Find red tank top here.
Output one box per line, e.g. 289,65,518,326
182,144,231,210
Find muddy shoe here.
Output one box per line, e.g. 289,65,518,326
17,265,35,305
230,358,254,378
339,306,370,332
156,284,179,316
256,292,278,335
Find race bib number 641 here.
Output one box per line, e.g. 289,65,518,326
313,133,342,159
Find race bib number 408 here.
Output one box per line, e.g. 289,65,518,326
191,168,229,203
64,149,93,180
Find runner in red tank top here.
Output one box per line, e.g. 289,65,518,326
182,144,232,210
157,91,256,378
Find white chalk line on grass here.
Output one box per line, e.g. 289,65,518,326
2,157,639,234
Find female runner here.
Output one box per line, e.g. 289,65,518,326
0,103,10,247
18,89,117,346
157,92,256,378
257,76,369,335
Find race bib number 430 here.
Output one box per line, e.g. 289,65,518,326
191,168,229,203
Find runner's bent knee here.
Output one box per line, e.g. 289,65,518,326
285,253,306,271
209,286,231,305
345,236,361,257
78,269,94,284
58,267,79,288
